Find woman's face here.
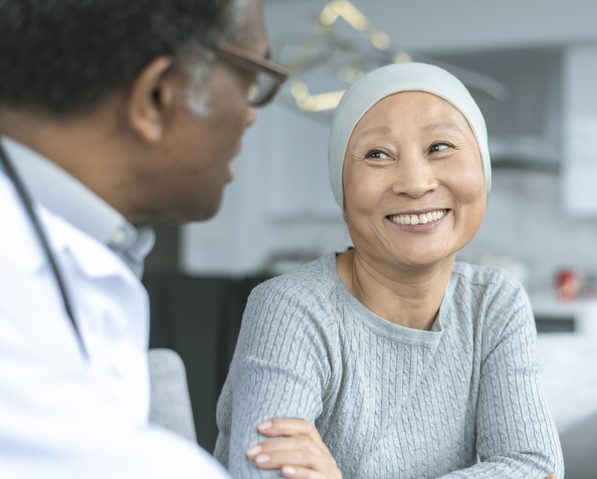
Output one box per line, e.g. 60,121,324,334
343,91,486,270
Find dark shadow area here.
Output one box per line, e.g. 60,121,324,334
144,222,180,274
143,273,270,452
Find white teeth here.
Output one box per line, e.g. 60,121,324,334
387,209,447,226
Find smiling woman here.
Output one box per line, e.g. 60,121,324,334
215,63,563,479
341,90,487,288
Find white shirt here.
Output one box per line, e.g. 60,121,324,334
0,141,230,478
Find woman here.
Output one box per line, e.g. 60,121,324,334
215,63,563,478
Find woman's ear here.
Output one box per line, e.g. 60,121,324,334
125,56,177,144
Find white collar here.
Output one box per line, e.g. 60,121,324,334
0,136,154,276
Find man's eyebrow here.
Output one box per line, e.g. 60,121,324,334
422,122,465,135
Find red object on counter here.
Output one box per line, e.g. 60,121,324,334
556,269,580,301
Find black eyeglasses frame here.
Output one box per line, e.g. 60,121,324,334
214,42,288,107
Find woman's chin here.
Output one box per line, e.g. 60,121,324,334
389,250,456,270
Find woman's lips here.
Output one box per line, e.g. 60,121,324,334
385,209,450,232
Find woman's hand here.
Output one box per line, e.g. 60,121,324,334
246,418,342,479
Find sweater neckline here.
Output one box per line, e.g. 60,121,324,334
323,252,448,346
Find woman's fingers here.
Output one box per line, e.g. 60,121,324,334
248,418,342,479
248,448,325,470
247,436,321,457
258,419,324,447
281,465,327,479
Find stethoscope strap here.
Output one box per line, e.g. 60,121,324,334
0,138,88,359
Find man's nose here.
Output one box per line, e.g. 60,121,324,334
245,106,257,128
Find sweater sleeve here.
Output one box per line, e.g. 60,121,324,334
437,288,564,478
215,278,332,479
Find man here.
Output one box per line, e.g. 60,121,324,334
0,0,286,477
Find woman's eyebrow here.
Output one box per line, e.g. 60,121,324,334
422,122,465,135
356,125,392,138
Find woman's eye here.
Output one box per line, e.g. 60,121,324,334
429,142,452,153
365,149,391,160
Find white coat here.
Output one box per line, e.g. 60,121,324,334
0,171,230,478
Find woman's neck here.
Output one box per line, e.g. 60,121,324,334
337,249,455,330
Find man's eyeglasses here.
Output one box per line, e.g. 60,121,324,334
216,42,288,107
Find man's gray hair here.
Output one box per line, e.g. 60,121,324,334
182,0,251,118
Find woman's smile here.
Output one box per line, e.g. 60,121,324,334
385,208,451,232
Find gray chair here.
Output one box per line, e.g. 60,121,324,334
148,348,197,443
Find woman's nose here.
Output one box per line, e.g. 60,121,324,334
391,154,438,199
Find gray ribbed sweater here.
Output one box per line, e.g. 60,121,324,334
215,253,563,478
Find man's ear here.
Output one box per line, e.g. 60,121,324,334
126,56,178,144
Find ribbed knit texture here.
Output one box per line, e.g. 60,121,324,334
215,253,563,478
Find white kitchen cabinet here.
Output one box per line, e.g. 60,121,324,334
531,291,597,338
562,44,597,217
